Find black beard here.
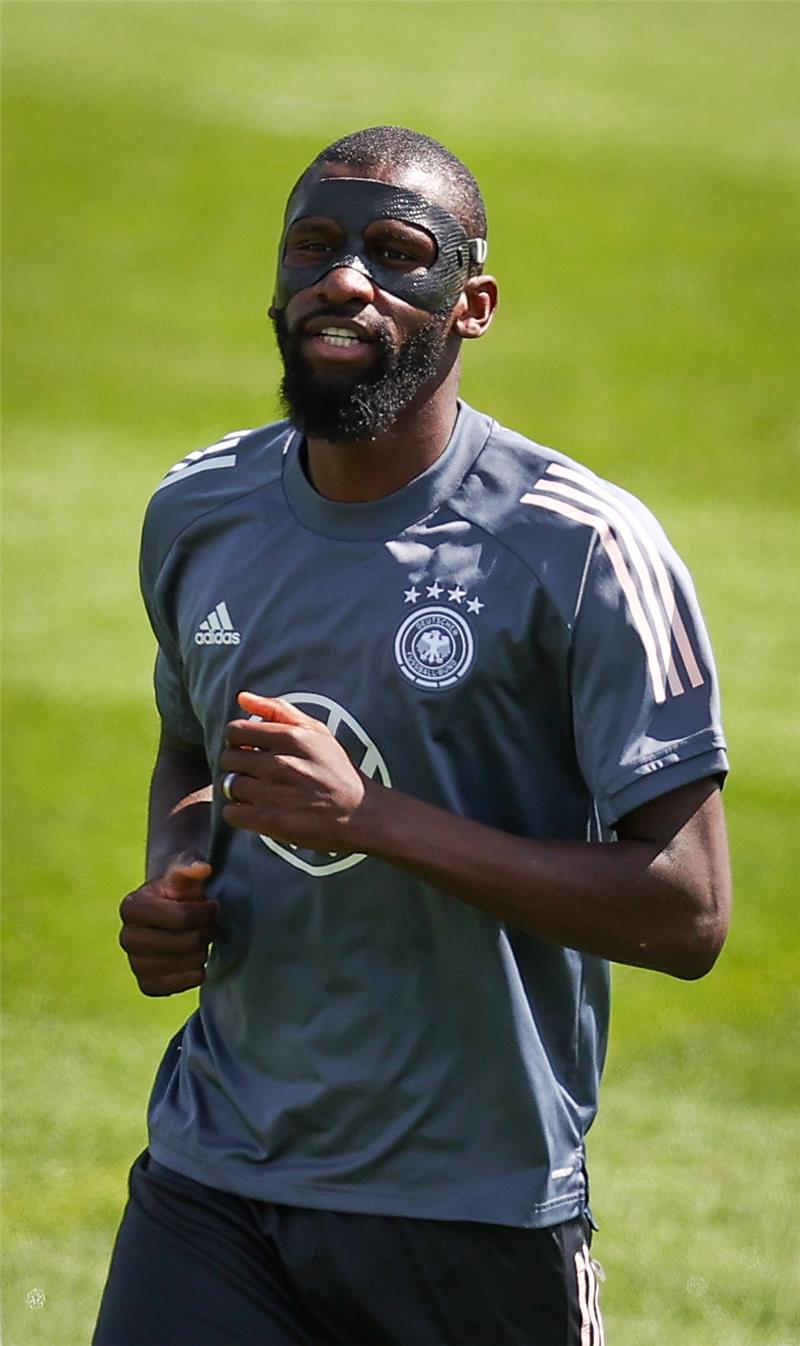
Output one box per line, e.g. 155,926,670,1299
273,310,449,443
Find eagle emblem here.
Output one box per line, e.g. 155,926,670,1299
394,606,475,690
416,629,453,665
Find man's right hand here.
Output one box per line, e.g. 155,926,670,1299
119,856,218,996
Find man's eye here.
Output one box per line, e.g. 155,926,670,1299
287,240,333,256
374,245,422,265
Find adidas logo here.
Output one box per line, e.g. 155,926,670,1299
194,601,241,646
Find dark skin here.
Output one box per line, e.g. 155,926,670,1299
119,733,217,997
272,159,498,502
120,160,731,996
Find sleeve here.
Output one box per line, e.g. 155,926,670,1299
139,502,206,748
152,648,205,747
569,500,728,826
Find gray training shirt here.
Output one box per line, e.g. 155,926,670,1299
140,401,728,1228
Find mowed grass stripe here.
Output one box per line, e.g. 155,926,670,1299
3,3,797,176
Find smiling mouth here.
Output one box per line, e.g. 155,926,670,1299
315,326,369,348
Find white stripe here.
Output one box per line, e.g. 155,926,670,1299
575,1244,605,1345
591,1257,605,1346
520,492,667,703
154,455,237,491
547,465,704,690
583,1247,602,1344
206,609,221,631
533,476,685,697
166,437,245,474
575,1248,593,1344
325,708,342,739
216,601,234,631
198,620,210,632
359,745,380,777
196,435,245,459
585,799,603,842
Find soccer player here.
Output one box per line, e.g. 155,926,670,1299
94,126,731,1345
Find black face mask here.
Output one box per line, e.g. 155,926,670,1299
272,177,488,316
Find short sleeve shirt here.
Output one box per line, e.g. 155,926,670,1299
140,403,727,1228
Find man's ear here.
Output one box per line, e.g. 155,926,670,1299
453,275,499,340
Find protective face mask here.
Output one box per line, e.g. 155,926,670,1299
273,177,488,316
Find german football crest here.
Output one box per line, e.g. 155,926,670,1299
394,578,483,690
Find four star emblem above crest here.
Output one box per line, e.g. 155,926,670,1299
403,578,486,613
395,576,485,691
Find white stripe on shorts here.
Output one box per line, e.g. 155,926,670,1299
574,1243,605,1345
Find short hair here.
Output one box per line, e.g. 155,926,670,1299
291,125,487,264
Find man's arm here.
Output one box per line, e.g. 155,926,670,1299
340,773,729,980
220,694,731,982
145,728,213,879
119,729,219,997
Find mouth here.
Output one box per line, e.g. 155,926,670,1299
315,326,369,349
299,318,377,365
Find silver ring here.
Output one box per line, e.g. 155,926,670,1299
221,772,237,801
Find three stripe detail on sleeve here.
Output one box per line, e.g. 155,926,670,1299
521,464,704,705
155,431,251,493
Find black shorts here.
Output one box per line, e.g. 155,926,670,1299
92,1151,605,1346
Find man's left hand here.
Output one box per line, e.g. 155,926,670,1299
220,691,371,851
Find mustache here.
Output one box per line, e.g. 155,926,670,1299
273,307,390,350
273,305,450,443
298,310,374,337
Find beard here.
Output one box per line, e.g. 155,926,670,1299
273,309,450,443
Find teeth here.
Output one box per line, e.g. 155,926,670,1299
318,327,362,346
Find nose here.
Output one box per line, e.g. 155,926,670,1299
315,262,375,306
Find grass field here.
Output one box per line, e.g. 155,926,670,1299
2,2,799,1343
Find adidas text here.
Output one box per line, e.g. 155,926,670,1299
194,630,240,646
194,600,241,646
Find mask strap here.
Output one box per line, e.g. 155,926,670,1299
468,238,488,267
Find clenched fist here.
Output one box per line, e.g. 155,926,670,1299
119,855,218,997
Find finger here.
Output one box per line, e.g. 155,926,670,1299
222,800,276,833
120,891,219,931
219,746,285,778
138,968,207,997
237,692,318,727
218,772,260,807
131,952,211,976
120,923,215,956
162,855,213,900
223,722,315,756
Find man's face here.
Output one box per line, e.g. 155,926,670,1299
271,163,468,443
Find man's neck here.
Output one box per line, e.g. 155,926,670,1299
304,365,461,504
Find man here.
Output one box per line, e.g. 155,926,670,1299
94,126,731,1346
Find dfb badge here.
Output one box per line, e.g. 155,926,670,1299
394,605,475,690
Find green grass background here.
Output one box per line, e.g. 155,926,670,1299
2,2,798,1342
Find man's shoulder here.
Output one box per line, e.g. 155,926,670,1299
141,419,292,562
149,419,291,504
456,406,674,613
460,407,656,537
